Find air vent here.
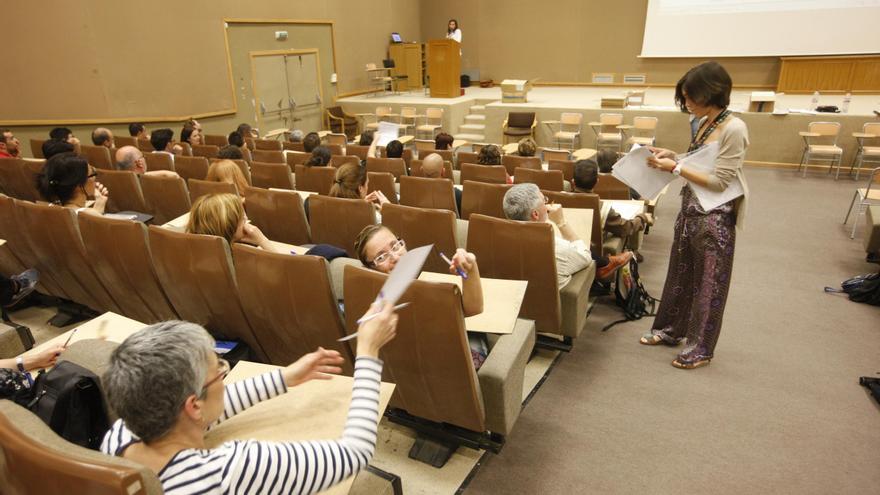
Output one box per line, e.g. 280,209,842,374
623,74,647,84
591,73,614,84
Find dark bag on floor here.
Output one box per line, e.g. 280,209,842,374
824,272,880,306
859,376,880,406
27,361,110,449
0,368,35,406
602,255,659,332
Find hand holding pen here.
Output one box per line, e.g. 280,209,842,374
440,249,475,280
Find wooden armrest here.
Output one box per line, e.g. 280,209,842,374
853,132,876,138
616,124,634,130
799,132,821,137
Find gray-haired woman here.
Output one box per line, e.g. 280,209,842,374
101,302,398,494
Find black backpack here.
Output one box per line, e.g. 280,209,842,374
27,361,110,449
824,271,880,306
602,255,659,332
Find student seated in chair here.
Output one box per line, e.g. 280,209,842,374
572,159,648,253
478,144,512,184
384,140,404,159
236,122,257,140
435,132,454,151
355,224,489,368
306,146,332,167
358,129,375,146
421,152,461,214
129,123,147,139
100,309,398,494
150,128,182,158
115,146,178,178
48,127,81,155
186,193,285,254
517,138,537,157
217,144,243,160
37,152,109,216
327,163,389,222
502,183,630,285
288,129,305,143
303,131,321,153
227,130,246,150
0,128,21,158
180,123,202,147
206,159,249,193
91,127,115,149
597,148,641,200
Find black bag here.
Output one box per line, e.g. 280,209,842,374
602,256,659,332
0,368,35,406
27,361,110,449
824,272,880,306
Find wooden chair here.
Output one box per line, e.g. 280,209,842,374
553,112,583,150
502,112,536,144
416,107,444,139
285,151,311,170
325,143,345,156
346,144,370,160
249,161,293,189
624,116,659,147
175,142,193,157
325,106,359,139
850,122,880,180
460,163,507,185
367,172,399,205
114,136,137,148
456,151,478,169
136,139,153,152
325,133,348,147
242,186,311,245
798,121,844,179
0,158,42,201
364,106,396,131
514,168,564,191
589,113,624,153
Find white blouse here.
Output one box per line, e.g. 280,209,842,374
446,29,462,43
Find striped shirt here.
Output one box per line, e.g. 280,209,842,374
101,357,384,494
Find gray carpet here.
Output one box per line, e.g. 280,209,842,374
466,167,880,494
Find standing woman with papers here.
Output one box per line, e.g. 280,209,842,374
446,19,462,43
640,61,749,370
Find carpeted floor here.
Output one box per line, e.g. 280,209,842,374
465,167,880,494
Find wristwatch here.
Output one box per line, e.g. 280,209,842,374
672,162,683,176
16,356,26,373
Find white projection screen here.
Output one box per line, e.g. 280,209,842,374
641,0,880,57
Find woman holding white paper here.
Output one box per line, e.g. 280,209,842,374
640,61,749,370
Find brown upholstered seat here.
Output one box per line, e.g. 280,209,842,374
398,176,457,215
242,186,311,245
460,180,511,220
114,136,136,148
16,201,121,314
187,178,237,203
0,401,163,495
514,168,564,191
346,144,370,160
330,155,360,168
326,106,359,138
282,141,305,152
294,164,335,195
218,158,252,185
325,144,345,156
343,265,485,432
501,155,541,176
95,169,148,213
191,144,220,159
80,145,114,170
77,214,178,323
456,151,478,169
239,147,252,164
250,161,293,189
285,151,311,170
175,142,193,157
381,204,458,273
421,149,454,163
135,139,153,152
460,163,507,185
30,139,46,159
254,139,283,151
366,157,407,179
147,226,268,361
307,195,376,256
203,134,228,147
251,150,285,163
409,159,454,180
547,159,575,182
367,172,398,205
0,196,68,299
143,152,174,172
544,190,603,256
173,155,210,182
0,158,42,201
232,244,355,371
542,148,572,162
245,137,256,151
594,174,631,200
139,174,191,225
325,133,347,147
502,112,537,144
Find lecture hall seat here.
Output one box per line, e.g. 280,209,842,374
366,172,399,205
294,164,335,195
460,163,507,185
307,195,376,257
242,186,311,245
249,161,294,190
459,180,512,220
139,174,191,225
381,203,459,273
95,169,148,213
398,175,458,215
501,154,541,177
514,167,565,192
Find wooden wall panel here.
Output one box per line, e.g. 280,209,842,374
778,56,880,93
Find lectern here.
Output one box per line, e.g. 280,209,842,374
427,39,460,98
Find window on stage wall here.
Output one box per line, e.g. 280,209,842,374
640,0,880,57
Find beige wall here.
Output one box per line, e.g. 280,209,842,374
420,0,780,87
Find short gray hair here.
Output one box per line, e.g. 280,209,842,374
104,321,215,443
503,183,543,221
289,129,305,142
115,145,140,171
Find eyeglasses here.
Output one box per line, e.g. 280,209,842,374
543,195,550,204
87,170,98,179
198,357,230,398
370,239,405,266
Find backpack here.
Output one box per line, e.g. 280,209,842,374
27,360,110,449
602,255,659,332
824,271,880,306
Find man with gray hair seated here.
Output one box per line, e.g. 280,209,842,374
502,183,631,285
91,127,115,149
114,145,178,178
289,129,305,143
101,302,399,494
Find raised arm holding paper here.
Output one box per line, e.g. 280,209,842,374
638,62,750,371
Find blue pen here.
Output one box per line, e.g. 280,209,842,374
439,251,468,279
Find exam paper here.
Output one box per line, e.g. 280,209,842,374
611,145,674,200
677,142,744,211
376,121,399,147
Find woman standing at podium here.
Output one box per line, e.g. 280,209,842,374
640,61,749,370
446,19,461,43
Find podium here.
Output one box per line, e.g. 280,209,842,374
427,39,460,98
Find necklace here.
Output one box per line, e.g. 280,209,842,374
688,109,730,152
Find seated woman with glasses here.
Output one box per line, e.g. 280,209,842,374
101,305,399,494
354,224,490,369
37,152,110,216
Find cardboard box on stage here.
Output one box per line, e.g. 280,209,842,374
501,79,535,103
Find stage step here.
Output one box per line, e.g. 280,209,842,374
464,114,486,121
470,105,486,112
455,133,486,142
459,123,485,131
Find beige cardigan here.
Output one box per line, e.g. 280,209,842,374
698,115,750,230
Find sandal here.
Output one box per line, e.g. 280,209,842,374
639,334,665,345
671,357,711,369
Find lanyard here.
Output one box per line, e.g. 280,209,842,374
688,109,730,152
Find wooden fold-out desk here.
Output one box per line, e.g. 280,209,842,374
20,311,147,358
417,272,527,335
205,361,395,495
601,199,645,226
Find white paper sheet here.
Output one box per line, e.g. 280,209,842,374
376,121,399,147
677,142,745,211
611,145,674,200
608,201,643,220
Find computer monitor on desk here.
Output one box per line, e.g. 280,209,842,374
390,32,402,43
